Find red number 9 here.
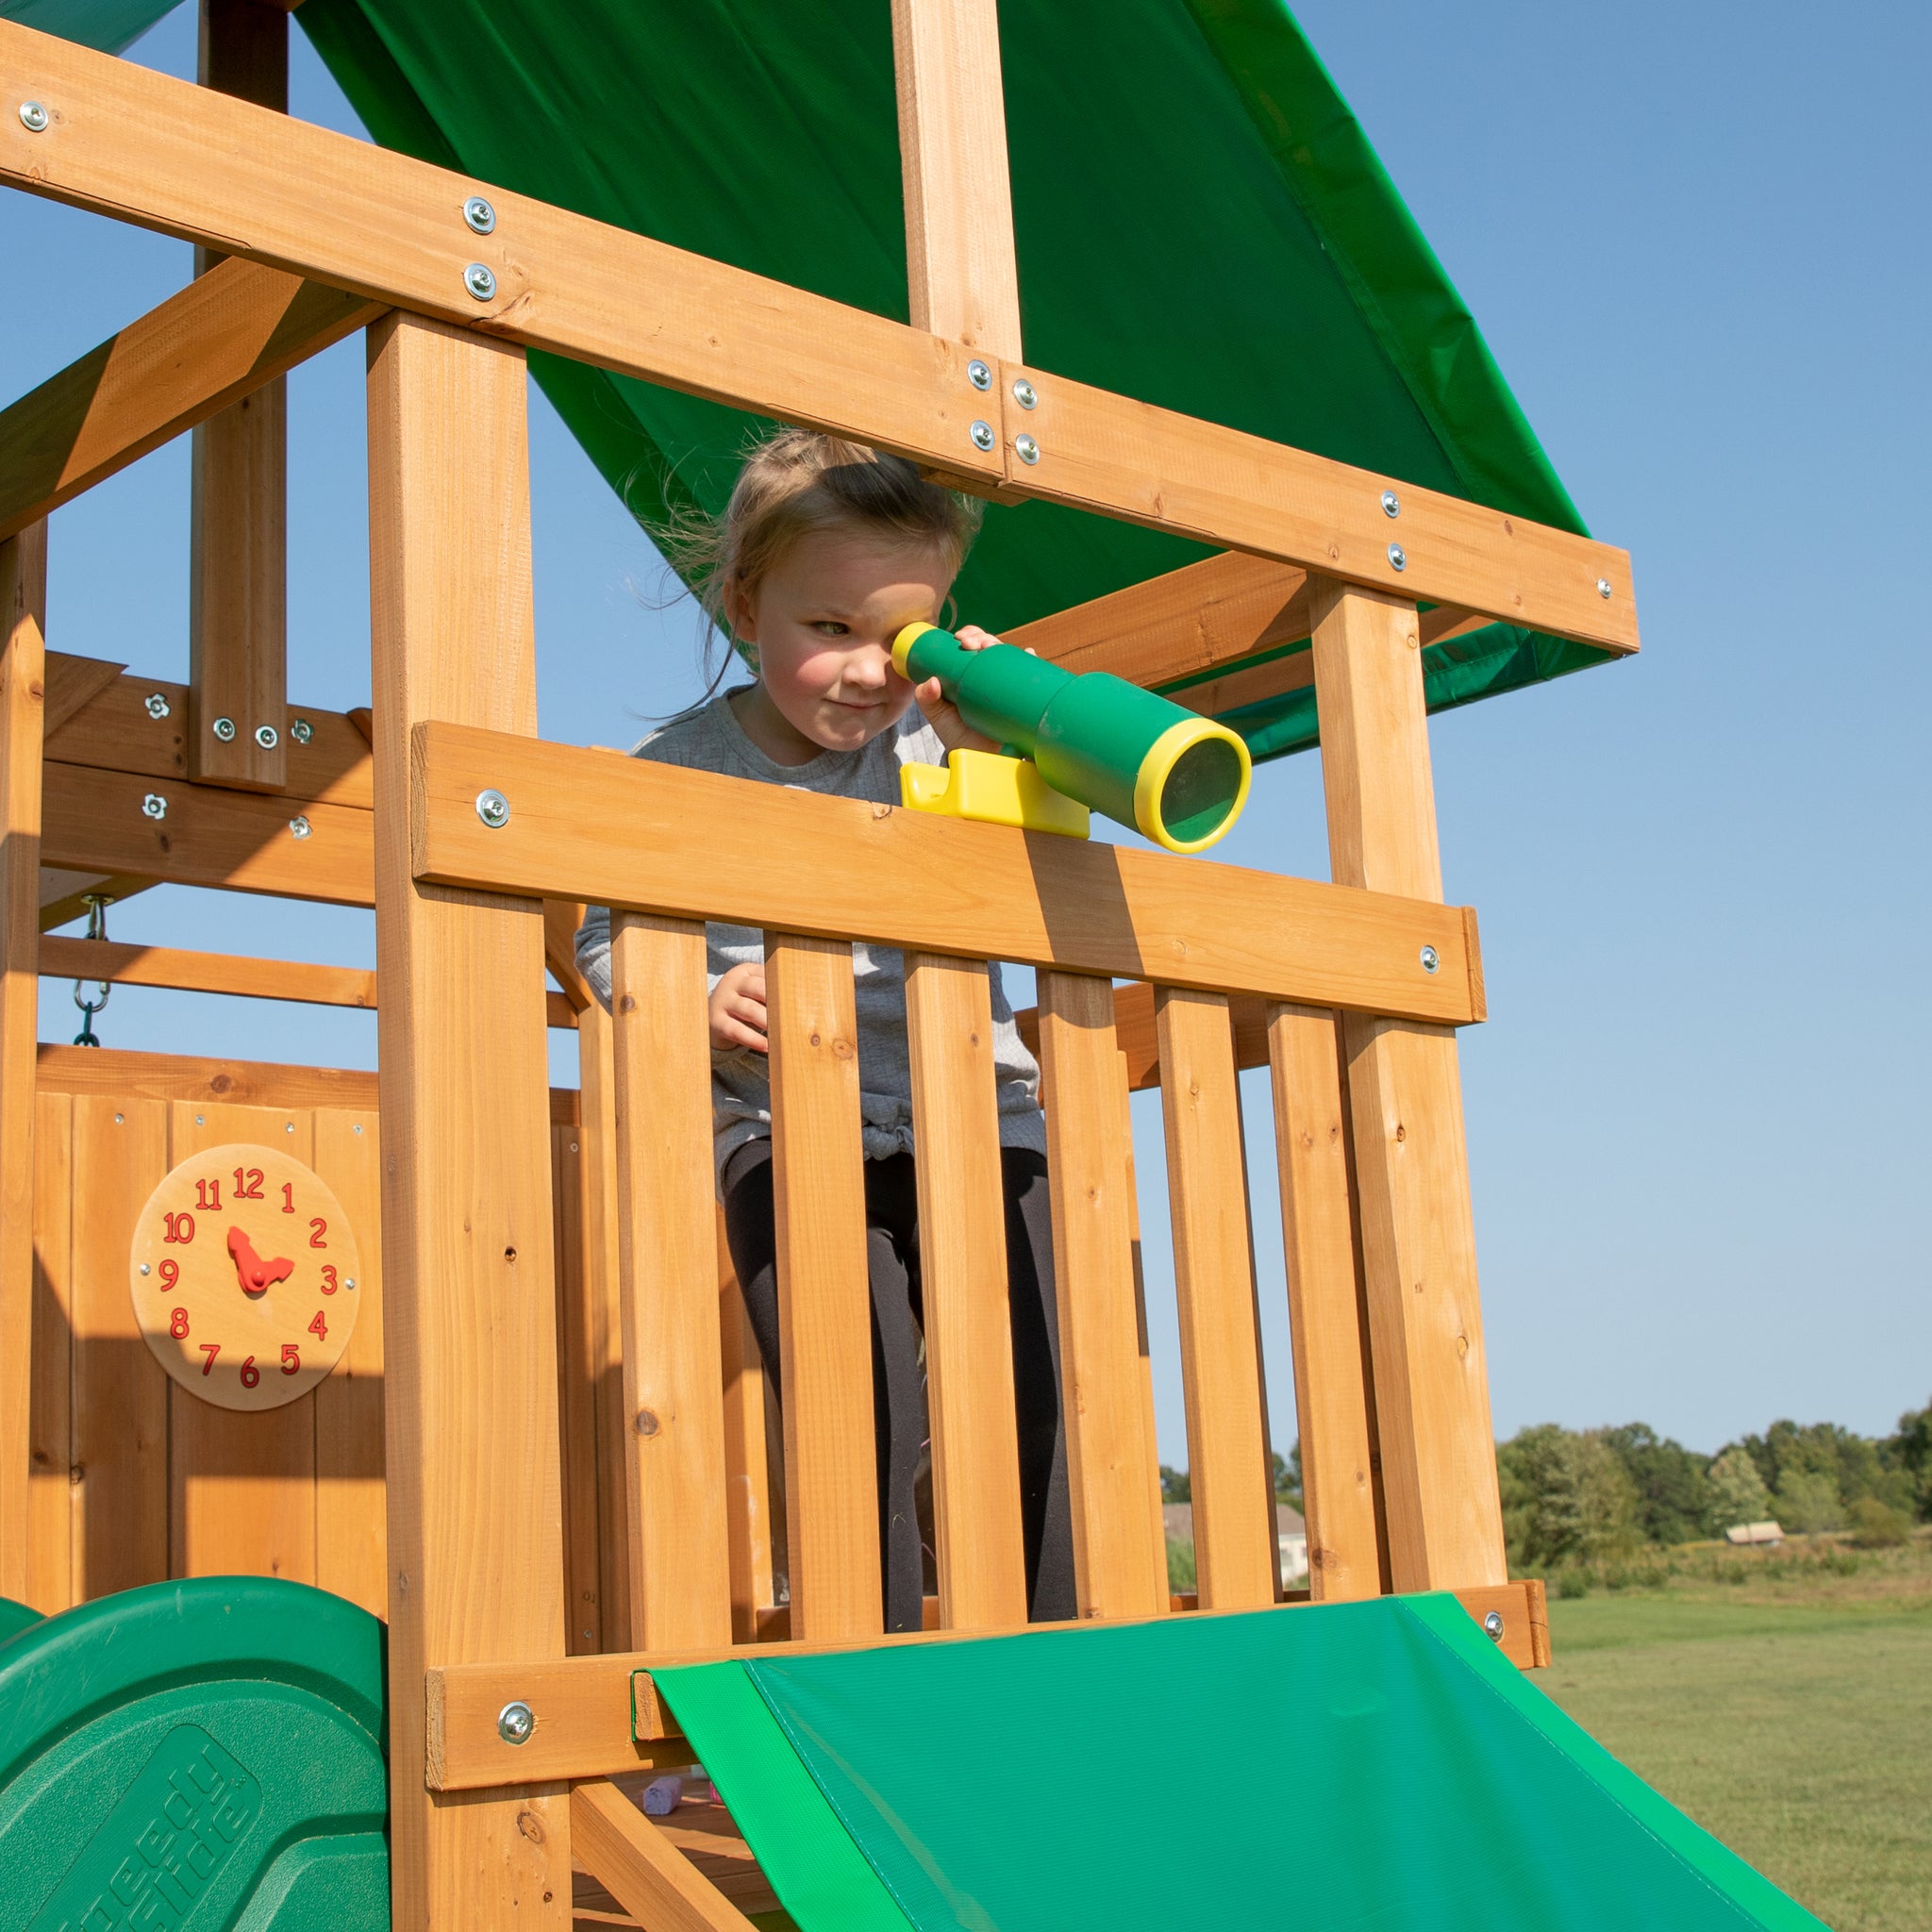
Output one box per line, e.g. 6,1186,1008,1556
158,1258,178,1291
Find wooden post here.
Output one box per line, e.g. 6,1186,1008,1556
891,0,1023,358
189,0,288,791
0,521,47,1605
368,312,570,1926
1307,579,1507,1591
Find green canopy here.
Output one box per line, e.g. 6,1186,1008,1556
7,0,1622,758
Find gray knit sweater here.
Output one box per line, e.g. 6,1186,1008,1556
575,691,1047,1189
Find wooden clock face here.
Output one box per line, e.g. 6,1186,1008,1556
130,1141,363,1411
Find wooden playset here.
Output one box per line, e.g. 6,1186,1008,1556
0,5,1824,1929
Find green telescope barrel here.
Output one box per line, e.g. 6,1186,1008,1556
892,623,1253,854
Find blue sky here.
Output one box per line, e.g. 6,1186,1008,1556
6,1,1926,1460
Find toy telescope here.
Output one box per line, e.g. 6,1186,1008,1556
891,624,1253,855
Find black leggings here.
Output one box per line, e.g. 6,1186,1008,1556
721,1141,1075,1632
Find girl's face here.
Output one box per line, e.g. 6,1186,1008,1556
724,528,949,765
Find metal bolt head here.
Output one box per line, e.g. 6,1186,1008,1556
289,815,312,841
1381,489,1401,518
1014,433,1041,466
291,717,313,745
144,692,171,720
1597,576,1612,600
463,195,497,235
211,716,237,742
497,1701,536,1746
968,419,995,453
1011,377,1039,410
464,261,497,302
1420,944,1440,974
142,793,168,822
1482,1609,1505,1641
140,1262,151,1275
966,359,992,391
475,788,511,829
345,1276,357,1290
18,101,49,133
255,724,279,750
1387,542,1407,572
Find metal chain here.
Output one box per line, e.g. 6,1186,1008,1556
71,892,113,1047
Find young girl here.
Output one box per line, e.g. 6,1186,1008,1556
576,429,1074,1632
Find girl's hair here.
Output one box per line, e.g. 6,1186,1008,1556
663,428,983,693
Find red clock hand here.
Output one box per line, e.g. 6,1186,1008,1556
227,1224,295,1298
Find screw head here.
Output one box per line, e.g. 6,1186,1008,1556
1420,944,1440,974
1011,377,1039,410
211,716,237,742
463,195,497,235
475,788,511,829
1014,433,1041,466
1597,576,1612,600
142,793,168,822
1387,542,1407,572
289,815,312,841
144,692,171,720
1482,1609,1505,1641
497,1701,536,1746
966,359,992,391
140,1262,150,1275
255,724,279,749
969,419,995,453
18,101,49,133
464,261,497,302
1381,489,1401,518
291,717,313,744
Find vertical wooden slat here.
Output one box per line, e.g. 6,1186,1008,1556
313,1105,386,1618
1036,972,1165,1620
1155,987,1274,1610
166,1100,318,1584
608,912,732,1653
26,1090,73,1614
891,0,1023,358
368,310,570,1925
0,523,46,1604
763,932,881,1643
1116,1049,1170,1591
552,1124,604,1655
188,0,288,791
1308,578,1507,1591
717,1214,774,1644
905,952,1027,1630
1267,1002,1381,1600
71,1095,169,1602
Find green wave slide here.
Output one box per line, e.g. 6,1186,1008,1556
0,1579,1821,1929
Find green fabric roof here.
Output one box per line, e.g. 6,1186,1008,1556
8,0,1622,758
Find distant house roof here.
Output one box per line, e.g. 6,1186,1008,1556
1162,1503,1306,1542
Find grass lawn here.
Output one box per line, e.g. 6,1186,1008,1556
1538,1538,1932,1931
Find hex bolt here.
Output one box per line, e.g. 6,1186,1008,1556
968,419,996,453
1597,577,1613,600
1482,1610,1505,1641
464,261,497,302
475,788,511,829
211,716,237,742
966,358,992,391
142,793,168,822
144,692,171,720
289,816,312,841
255,724,279,750
1011,377,1039,409
291,717,314,745
1387,542,1407,572
463,195,497,235
1014,433,1041,465
497,1701,536,1746
1420,944,1440,974
18,102,49,133
1381,489,1401,518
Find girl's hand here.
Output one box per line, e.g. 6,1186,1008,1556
709,962,768,1054
915,624,1016,756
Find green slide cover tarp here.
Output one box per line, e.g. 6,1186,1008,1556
5,0,1624,759
659,1594,1820,1932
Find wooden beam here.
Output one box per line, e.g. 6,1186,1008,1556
570,1781,758,1932
891,0,1023,358
410,723,1483,1024
0,258,381,546
367,311,571,1923
0,20,1637,648
1308,580,1507,1592
0,521,48,1603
